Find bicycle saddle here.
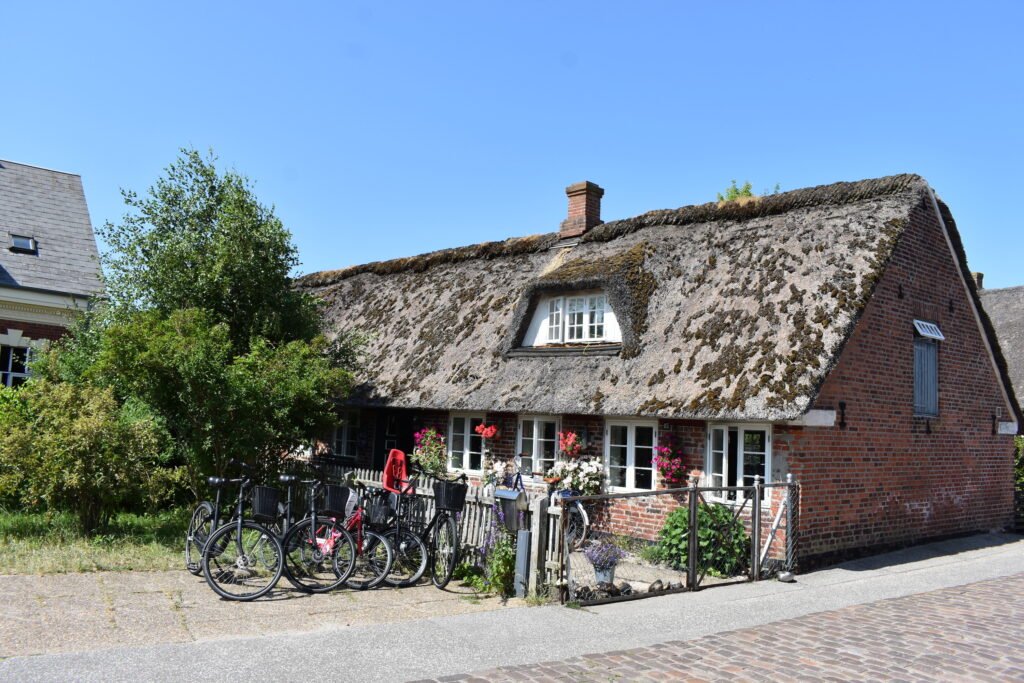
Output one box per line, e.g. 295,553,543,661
206,476,226,488
279,474,299,484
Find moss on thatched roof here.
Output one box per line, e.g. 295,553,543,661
301,173,989,420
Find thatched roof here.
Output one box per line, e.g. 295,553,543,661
980,286,1024,405
300,174,978,420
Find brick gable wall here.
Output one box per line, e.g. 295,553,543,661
789,197,1016,562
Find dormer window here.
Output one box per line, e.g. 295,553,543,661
9,234,38,254
521,291,621,348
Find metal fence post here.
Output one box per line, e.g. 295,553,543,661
751,475,762,581
785,473,798,573
687,473,699,591
560,496,569,603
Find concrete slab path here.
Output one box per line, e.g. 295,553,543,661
1,532,1022,681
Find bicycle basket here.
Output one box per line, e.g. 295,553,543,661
366,496,391,526
433,480,468,512
322,484,352,518
251,485,281,523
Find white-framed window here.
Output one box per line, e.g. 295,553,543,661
913,320,941,417
332,409,360,460
706,425,771,502
0,345,31,388
518,416,559,477
449,414,485,472
561,294,607,342
547,299,563,343
521,291,621,348
604,420,657,490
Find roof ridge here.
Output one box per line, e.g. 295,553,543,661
0,159,82,178
298,173,928,289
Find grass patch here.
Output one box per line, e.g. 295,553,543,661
0,508,188,575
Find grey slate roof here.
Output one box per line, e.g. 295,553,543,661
0,160,103,298
980,286,1024,405
300,174,1013,422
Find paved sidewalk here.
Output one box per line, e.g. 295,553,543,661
1,532,1023,681
0,569,516,658
441,572,1024,682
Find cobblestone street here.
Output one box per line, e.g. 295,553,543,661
435,573,1024,682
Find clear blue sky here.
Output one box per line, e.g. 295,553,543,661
3,2,1023,287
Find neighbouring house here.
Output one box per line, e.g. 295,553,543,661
299,174,1021,565
979,280,1024,406
0,160,103,385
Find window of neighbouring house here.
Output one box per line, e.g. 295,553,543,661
604,421,657,490
332,409,360,460
9,234,38,254
521,291,621,347
0,345,31,387
518,416,559,477
449,414,485,472
706,425,771,502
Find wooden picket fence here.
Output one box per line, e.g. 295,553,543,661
307,459,544,554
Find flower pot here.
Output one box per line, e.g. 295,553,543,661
544,477,561,485
594,566,616,584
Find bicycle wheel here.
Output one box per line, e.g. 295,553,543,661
343,530,393,590
282,517,355,593
202,521,283,601
382,528,428,587
430,513,459,589
185,501,214,576
565,504,588,551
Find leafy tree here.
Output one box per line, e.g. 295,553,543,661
24,148,357,498
90,308,350,487
0,381,169,531
98,148,321,353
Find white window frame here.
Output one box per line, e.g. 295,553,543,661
547,294,609,344
705,424,772,502
0,345,31,388
332,409,360,460
604,420,658,492
448,413,486,473
517,415,561,478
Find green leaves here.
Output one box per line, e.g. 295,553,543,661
98,148,321,354
650,503,750,578
0,380,169,531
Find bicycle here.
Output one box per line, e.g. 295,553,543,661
200,467,285,601
340,480,394,590
372,461,468,589
185,461,267,576
278,466,358,593
502,453,587,550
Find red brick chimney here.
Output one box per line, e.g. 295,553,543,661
559,181,604,238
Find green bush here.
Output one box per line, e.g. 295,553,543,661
0,380,169,531
1015,436,1023,490
649,504,749,578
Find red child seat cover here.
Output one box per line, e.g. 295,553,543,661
382,448,414,495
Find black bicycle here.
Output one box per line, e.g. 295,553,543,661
278,465,358,593
373,467,468,589
199,467,285,601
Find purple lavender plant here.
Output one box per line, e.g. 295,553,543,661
583,540,627,570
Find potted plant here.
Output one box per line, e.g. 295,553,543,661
584,539,627,584
545,458,603,496
412,428,467,511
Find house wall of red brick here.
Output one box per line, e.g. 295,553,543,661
788,198,1016,562
0,318,68,342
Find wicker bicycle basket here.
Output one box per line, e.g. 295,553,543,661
321,484,352,518
251,485,281,524
433,480,468,512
